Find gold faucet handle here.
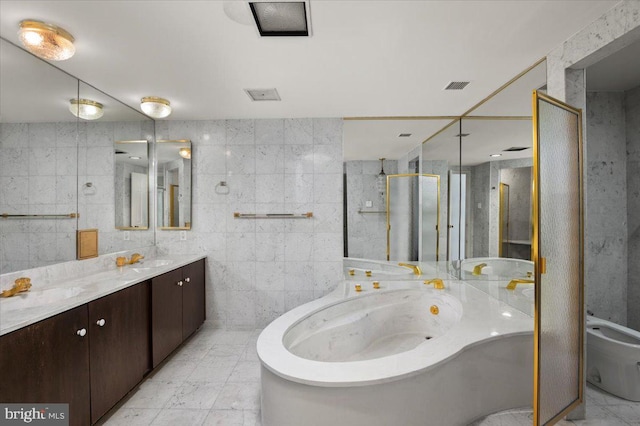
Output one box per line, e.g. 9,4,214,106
398,263,422,276
506,279,535,290
116,256,127,267
424,278,445,290
1,277,32,298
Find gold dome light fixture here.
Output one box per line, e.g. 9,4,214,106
179,147,191,159
69,99,104,120
140,96,172,119
18,20,75,61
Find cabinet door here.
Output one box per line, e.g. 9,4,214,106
182,259,206,339
88,282,150,423
0,305,91,426
151,268,183,367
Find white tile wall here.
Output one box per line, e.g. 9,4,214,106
156,118,344,329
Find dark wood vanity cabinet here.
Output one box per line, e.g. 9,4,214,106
88,281,150,423
0,305,91,426
0,258,204,425
151,259,205,367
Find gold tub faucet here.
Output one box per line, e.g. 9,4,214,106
424,278,445,290
506,279,534,290
472,263,488,275
398,263,422,276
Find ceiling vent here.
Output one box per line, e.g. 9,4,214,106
444,81,470,90
398,133,412,137
503,146,530,152
244,88,281,101
249,2,309,36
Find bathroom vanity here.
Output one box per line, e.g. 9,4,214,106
0,256,205,426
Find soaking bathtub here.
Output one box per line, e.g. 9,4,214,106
460,257,534,280
257,280,534,426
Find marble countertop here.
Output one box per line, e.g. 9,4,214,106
257,279,533,387
0,254,206,336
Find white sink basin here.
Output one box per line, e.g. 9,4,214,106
138,259,174,268
0,287,85,312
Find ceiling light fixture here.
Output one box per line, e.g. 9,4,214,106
179,147,192,159
18,20,75,61
376,158,386,194
140,97,172,118
69,99,104,120
249,2,309,36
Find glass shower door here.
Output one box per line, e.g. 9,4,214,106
532,91,584,425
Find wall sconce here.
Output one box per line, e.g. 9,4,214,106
18,19,75,61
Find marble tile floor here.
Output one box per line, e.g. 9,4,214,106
100,321,640,426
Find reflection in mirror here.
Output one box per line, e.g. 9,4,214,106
78,82,154,255
421,119,460,261
0,39,79,273
157,140,192,230
114,140,149,229
387,174,440,261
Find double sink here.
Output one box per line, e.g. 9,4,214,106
0,259,176,315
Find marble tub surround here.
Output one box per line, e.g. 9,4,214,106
343,258,457,281
258,279,533,426
258,278,532,386
0,252,205,336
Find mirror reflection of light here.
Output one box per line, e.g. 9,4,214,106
502,311,512,318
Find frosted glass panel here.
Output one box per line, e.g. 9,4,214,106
387,174,440,261
420,175,439,261
388,176,414,260
535,94,583,425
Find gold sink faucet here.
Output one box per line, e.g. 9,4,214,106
398,263,422,276
1,277,32,298
506,279,534,290
472,263,488,275
129,253,144,264
424,278,445,290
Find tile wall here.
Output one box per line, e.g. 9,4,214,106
344,160,398,260
154,118,344,329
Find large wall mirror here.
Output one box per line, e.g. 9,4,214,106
0,38,155,275
343,60,545,269
0,39,79,273
157,140,192,230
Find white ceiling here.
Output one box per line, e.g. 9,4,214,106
0,0,618,159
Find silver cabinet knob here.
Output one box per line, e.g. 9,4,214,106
185,277,191,283
77,328,87,337
96,318,106,327
177,281,183,287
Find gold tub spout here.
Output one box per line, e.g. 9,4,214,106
398,263,422,276
128,253,144,264
472,263,488,275
506,279,534,290
424,278,445,290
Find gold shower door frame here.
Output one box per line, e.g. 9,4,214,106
532,91,584,425
386,173,440,261
499,182,510,257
